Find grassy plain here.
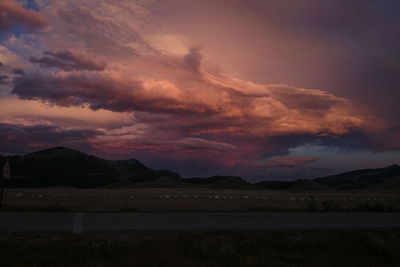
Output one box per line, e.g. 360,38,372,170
1,229,400,266
1,188,399,212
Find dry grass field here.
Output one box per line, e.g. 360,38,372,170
1,188,399,212
1,229,400,267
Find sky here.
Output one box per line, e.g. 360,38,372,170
0,0,399,181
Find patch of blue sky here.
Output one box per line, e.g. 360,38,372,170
18,0,40,11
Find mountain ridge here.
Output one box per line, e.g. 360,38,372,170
1,147,399,190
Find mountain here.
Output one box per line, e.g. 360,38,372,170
367,176,400,191
254,179,330,191
255,165,400,191
315,164,400,190
2,147,121,188
1,147,399,190
116,159,181,183
1,147,181,188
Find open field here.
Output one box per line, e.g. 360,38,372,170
1,188,400,212
1,229,400,267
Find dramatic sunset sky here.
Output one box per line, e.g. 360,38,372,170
0,0,399,181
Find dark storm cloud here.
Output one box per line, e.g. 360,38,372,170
0,0,47,31
248,0,375,38
12,68,25,75
183,46,203,73
12,74,138,112
170,137,236,151
0,75,9,84
0,122,103,155
30,50,106,71
11,73,211,114
265,0,400,121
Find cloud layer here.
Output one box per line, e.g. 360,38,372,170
0,122,102,154
251,157,318,168
30,50,106,71
0,0,399,179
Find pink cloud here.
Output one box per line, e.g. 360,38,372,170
251,157,318,168
0,0,47,31
12,46,364,139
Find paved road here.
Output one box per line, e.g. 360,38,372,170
1,212,400,232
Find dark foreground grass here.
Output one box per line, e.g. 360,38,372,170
2,202,400,213
1,229,400,267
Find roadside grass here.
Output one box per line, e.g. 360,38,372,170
1,202,399,213
1,229,400,266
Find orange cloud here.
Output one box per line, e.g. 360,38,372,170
12,46,365,140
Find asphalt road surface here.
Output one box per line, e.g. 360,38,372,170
1,212,400,232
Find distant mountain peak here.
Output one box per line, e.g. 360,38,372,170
115,158,149,170
315,164,400,190
387,164,400,169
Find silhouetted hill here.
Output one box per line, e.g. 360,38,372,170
0,147,184,188
3,147,121,188
1,147,400,190
315,164,400,190
255,179,330,191
114,159,157,183
254,179,330,191
114,159,181,184
255,165,400,191
367,176,400,191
